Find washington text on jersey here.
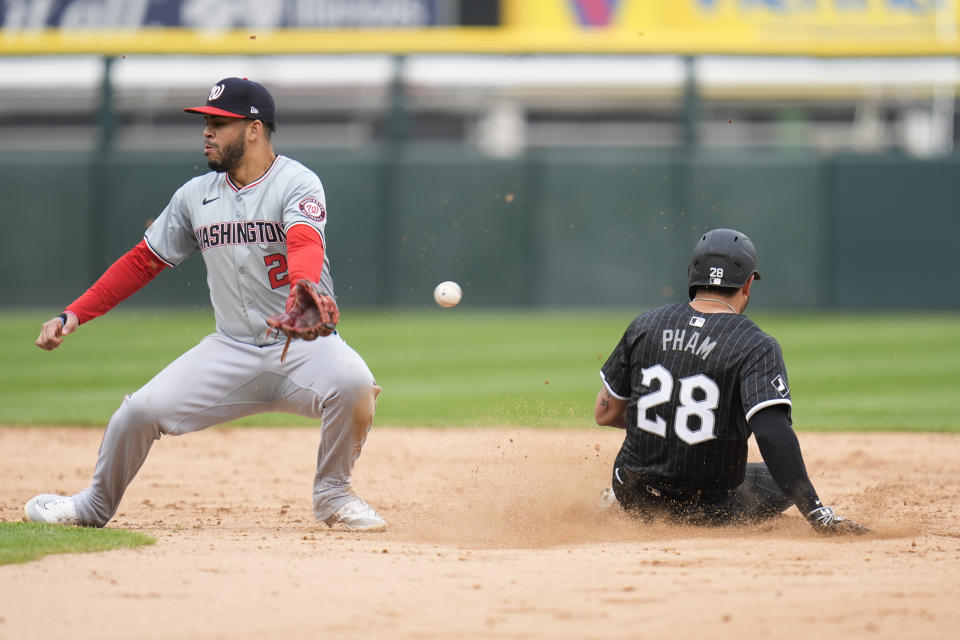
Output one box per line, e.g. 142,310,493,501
193,220,286,250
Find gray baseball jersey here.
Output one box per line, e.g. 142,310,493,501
145,154,335,345
67,155,380,527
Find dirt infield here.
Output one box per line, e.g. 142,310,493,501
1,426,958,640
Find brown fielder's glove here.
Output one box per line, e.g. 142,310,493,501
266,280,339,361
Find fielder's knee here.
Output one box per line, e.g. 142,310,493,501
110,394,165,439
356,384,380,426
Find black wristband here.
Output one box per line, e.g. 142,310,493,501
57,313,68,327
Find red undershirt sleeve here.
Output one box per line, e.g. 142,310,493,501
285,223,325,286
65,239,168,324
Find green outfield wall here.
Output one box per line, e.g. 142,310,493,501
2,148,956,311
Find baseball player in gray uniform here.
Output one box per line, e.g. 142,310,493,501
26,77,386,532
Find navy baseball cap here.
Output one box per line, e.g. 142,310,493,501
184,77,276,122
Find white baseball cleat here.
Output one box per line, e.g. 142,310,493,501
323,498,387,532
24,494,81,526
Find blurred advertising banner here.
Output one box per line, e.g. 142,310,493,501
0,0,498,29
1,0,957,54
510,0,952,31
503,0,960,54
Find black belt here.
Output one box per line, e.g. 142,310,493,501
621,467,727,503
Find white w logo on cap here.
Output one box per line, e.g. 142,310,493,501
208,84,225,101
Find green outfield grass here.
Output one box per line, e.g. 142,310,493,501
0,308,957,431
0,522,154,566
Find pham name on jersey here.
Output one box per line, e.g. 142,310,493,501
660,329,717,360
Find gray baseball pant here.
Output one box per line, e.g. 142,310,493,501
71,331,379,527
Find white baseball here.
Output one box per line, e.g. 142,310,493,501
433,281,462,308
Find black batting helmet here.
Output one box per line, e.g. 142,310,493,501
687,228,761,299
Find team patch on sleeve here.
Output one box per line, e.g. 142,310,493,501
771,375,789,397
298,197,326,222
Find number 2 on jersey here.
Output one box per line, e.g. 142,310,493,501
636,364,719,445
264,253,290,289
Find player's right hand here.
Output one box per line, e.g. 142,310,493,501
806,505,871,536
36,312,78,351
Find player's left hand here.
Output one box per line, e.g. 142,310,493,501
266,280,339,358
806,505,871,536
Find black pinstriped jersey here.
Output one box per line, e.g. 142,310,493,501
600,303,792,495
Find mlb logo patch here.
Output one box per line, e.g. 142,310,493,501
689,316,705,328
771,375,789,397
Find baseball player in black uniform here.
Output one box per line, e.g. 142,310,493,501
595,228,868,534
